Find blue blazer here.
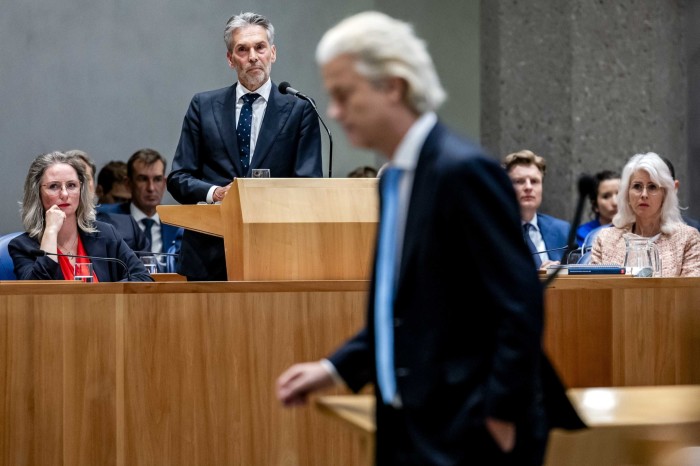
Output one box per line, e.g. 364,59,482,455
536,213,570,261
167,82,323,280
96,210,149,252
8,221,152,282
327,122,582,464
98,202,181,254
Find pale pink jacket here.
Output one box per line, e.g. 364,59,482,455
590,223,700,277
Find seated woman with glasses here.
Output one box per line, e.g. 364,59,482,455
8,151,152,281
589,152,700,277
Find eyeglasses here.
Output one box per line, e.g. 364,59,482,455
629,182,663,196
41,180,81,194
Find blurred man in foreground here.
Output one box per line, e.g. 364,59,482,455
276,11,582,466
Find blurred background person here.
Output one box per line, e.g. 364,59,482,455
347,165,378,178
100,148,181,270
590,152,700,277
661,156,700,230
167,11,322,281
9,151,152,281
66,149,149,253
96,160,131,205
575,169,620,247
503,149,571,269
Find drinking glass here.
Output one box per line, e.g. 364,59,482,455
141,255,158,274
74,262,94,282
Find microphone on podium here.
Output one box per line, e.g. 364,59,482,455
543,174,596,287
278,81,334,178
30,250,132,282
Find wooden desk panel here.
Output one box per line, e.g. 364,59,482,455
0,282,367,466
2,277,700,465
544,277,700,388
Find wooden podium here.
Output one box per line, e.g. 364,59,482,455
158,178,379,281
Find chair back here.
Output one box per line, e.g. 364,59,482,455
578,224,612,264
0,232,23,280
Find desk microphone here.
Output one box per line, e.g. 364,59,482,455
543,174,596,287
278,81,334,178
532,245,569,256
31,250,132,282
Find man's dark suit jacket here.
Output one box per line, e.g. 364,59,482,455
536,213,570,262
9,221,153,282
96,210,149,252
97,202,181,254
167,82,323,280
327,122,583,465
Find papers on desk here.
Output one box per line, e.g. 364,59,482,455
547,264,626,276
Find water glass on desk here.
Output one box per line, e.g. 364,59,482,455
74,262,94,282
141,255,158,274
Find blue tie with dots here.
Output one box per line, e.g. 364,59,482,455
375,167,404,405
237,93,260,173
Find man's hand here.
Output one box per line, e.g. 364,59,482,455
212,183,233,203
276,361,335,407
485,417,516,452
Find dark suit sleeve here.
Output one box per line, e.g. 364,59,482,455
9,233,64,280
447,158,544,422
168,94,216,204
86,222,153,282
327,327,374,393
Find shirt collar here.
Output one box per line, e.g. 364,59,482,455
391,112,437,172
523,215,540,231
130,203,160,225
236,79,272,102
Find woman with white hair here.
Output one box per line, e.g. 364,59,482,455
590,152,700,276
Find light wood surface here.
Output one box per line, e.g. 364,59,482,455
543,277,700,388
0,281,367,466
158,178,379,281
317,386,700,466
2,276,700,465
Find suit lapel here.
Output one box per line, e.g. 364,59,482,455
80,230,111,282
214,84,246,176
396,123,441,288
251,84,292,170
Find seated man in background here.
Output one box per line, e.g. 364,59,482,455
661,156,700,230
66,150,149,253
96,160,131,205
503,149,571,269
100,148,181,271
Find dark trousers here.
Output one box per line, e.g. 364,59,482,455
375,402,546,466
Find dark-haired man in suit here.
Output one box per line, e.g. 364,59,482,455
276,11,583,466
99,148,181,271
167,11,322,281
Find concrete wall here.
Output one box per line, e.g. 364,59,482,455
482,1,690,223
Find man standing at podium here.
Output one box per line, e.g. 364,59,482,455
167,12,322,281
277,11,582,466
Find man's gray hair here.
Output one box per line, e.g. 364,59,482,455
224,12,275,51
316,11,446,114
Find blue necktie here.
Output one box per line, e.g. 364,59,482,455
524,223,542,268
237,93,260,174
142,218,155,252
374,167,403,405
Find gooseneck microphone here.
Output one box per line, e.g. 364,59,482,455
31,250,132,282
543,174,596,287
278,81,333,178
532,245,569,256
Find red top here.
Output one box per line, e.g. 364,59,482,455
57,236,99,282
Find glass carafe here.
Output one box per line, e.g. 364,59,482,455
623,237,661,277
